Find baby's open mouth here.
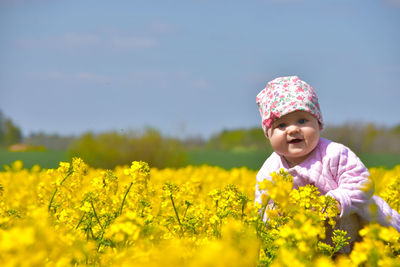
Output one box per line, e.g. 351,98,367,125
288,138,303,144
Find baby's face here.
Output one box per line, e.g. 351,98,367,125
267,111,320,167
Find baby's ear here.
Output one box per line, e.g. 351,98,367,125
265,128,272,139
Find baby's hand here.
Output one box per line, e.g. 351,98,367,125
336,202,342,215
325,201,341,220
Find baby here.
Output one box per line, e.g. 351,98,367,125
254,76,400,250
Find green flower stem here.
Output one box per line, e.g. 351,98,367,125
257,201,269,235
170,194,182,226
222,196,230,212
183,205,189,218
260,199,269,222
241,200,248,221
169,193,184,237
85,228,90,241
89,227,96,239
48,170,73,212
90,200,104,232
119,182,133,215
76,212,86,229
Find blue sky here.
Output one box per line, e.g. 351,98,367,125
1,0,399,138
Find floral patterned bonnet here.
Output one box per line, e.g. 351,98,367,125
256,76,323,137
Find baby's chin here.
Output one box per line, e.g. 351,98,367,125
286,147,310,156
284,150,313,162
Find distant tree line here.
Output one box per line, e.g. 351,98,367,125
0,110,22,148
2,107,400,168
67,128,187,169
22,123,400,155
321,123,400,154
24,132,76,150
17,124,400,161
206,123,400,155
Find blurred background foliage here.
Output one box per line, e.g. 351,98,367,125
0,110,22,148
1,108,400,170
67,128,187,169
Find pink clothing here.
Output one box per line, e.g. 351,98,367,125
255,137,400,242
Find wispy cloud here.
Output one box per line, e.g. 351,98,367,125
74,72,111,83
25,70,210,91
148,22,176,35
111,36,157,49
27,71,111,84
191,79,210,89
16,32,101,50
15,22,173,51
62,32,100,47
17,32,157,51
129,71,211,91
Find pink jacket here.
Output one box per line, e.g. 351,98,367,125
255,137,400,242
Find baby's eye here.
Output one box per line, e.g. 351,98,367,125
277,123,287,129
298,119,307,124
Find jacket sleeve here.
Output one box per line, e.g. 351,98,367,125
255,154,280,222
369,195,400,232
325,146,374,218
255,162,271,207
255,153,279,205
255,167,272,221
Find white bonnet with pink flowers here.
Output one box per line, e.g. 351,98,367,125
256,76,323,137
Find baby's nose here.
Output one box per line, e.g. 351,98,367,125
287,124,300,134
